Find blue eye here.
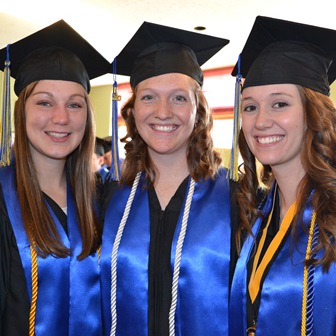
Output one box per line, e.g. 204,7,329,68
173,95,187,102
68,103,82,109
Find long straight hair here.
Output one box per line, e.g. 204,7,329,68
14,81,101,259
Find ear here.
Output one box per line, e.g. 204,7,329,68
194,114,199,128
98,156,105,166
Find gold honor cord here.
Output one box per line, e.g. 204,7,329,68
27,243,101,335
98,245,101,265
29,246,38,336
248,196,298,303
301,211,316,335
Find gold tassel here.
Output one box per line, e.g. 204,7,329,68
1,46,12,166
111,81,121,181
228,71,242,181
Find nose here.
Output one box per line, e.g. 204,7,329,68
254,108,272,129
52,105,70,125
153,99,173,119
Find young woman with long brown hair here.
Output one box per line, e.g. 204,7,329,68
0,20,109,335
230,16,336,336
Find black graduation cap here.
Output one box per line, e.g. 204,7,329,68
231,16,336,96
0,19,111,94
112,21,230,88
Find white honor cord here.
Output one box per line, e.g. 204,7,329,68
168,178,195,336
110,172,141,336
109,173,195,336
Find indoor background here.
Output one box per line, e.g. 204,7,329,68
1,0,336,164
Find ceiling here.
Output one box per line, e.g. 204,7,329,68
1,0,335,87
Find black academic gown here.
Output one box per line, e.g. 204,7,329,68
101,177,239,336
0,185,67,336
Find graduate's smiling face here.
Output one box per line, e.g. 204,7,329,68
25,80,87,164
133,72,197,160
241,83,305,175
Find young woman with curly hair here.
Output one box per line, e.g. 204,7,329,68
100,22,237,336
229,16,336,336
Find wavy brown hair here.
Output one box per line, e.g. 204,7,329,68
14,81,101,259
120,80,222,186
237,86,336,271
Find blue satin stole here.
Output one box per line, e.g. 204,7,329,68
0,165,102,336
229,183,336,336
101,168,232,335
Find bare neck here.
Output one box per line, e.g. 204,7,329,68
151,153,190,210
272,165,305,221
34,158,67,208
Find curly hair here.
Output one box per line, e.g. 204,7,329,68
236,86,336,271
120,80,222,186
14,81,101,259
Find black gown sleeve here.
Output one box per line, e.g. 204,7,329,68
0,183,30,336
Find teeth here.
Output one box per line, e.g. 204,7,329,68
258,136,284,144
151,125,177,132
47,132,69,138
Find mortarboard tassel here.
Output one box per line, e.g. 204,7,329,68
0,45,12,166
110,58,121,181
228,53,242,181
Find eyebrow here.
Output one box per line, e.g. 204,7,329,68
242,91,295,101
138,87,190,93
269,91,294,97
31,91,85,99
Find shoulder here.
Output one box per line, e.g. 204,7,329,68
213,167,239,192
